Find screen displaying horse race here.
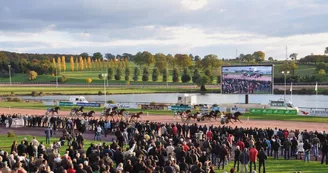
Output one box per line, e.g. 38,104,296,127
221,65,273,94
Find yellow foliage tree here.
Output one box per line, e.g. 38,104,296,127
125,58,129,67
117,58,121,69
96,59,100,70
79,56,84,70
70,56,74,71
28,71,38,80
87,57,92,70
57,57,61,72
102,58,106,70
75,57,79,71
61,56,66,71
84,58,87,70
52,58,56,68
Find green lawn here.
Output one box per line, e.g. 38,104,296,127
244,113,328,123
0,135,326,172
274,64,316,77
0,86,216,96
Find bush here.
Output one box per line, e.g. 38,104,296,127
133,67,140,82
107,68,114,80
6,97,22,102
60,75,68,83
192,69,200,83
31,91,38,97
217,76,221,84
98,73,104,80
38,92,44,96
125,67,130,81
181,68,191,83
98,91,103,95
162,69,168,82
204,69,213,82
107,100,115,104
7,131,16,137
114,68,122,80
172,68,179,83
152,68,160,82
150,101,156,105
10,91,15,96
142,67,149,81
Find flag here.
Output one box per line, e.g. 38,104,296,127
290,82,292,92
315,82,318,91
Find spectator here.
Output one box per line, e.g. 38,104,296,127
321,140,328,164
258,148,267,173
234,146,241,172
303,139,311,162
239,148,249,173
249,146,258,173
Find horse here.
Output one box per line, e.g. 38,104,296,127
177,110,191,119
185,111,200,122
70,106,84,116
117,109,126,118
129,112,143,122
103,106,118,116
82,110,95,117
221,111,243,124
45,107,60,115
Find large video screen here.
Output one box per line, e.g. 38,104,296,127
221,65,273,94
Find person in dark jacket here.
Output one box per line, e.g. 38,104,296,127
283,138,292,160
218,144,228,170
239,148,249,173
234,146,241,172
258,148,267,173
291,137,298,157
303,139,311,162
321,140,328,165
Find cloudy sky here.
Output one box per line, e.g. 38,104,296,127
1,0,328,59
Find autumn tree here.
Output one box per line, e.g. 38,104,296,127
166,54,176,69
84,58,87,70
87,57,92,70
117,58,121,69
175,54,192,69
86,78,92,86
154,53,167,73
61,56,66,71
201,54,221,70
124,58,129,67
253,51,265,62
57,57,61,72
79,56,84,71
279,61,298,75
318,69,326,81
70,56,74,71
28,71,38,80
75,57,79,71
143,51,154,67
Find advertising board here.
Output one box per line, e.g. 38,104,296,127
59,102,73,106
249,108,297,115
76,102,101,107
298,108,328,117
212,107,227,112
141,105,166,110
230,107,246,113
169,106,192,111
221,65,273,94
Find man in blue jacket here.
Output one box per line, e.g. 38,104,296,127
239,148,249,173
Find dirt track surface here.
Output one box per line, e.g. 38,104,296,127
1,108,328,132
223,74,271,81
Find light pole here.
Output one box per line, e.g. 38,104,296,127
281,71,289,101
8,64,11,86
102,73,108,105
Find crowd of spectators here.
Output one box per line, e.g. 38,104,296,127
0,113,328,173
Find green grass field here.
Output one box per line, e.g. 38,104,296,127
0,86,217,96
0,135,326,173
1,102,328,123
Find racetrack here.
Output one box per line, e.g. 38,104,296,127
1,108,327,132
223,74,271,81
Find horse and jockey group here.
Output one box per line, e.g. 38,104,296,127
175,109,243,125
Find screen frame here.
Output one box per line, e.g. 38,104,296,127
220,64,274,95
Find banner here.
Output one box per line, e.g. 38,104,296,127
169,106,192,111
299,108,328,117
141,105,166,110
119,104,139,109
212,107,227,112
76,102,100,107
230,107,246,113
249,108,297,115
59,102,73,106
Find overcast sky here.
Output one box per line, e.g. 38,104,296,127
1,0,328,59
